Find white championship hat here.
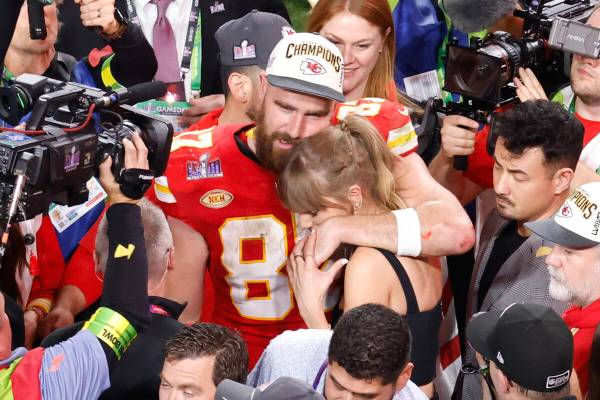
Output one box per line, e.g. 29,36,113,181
526,182,600,248
265,32,345,102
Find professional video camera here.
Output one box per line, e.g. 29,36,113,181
443,0,600,106
0,74,172,223
427,0,600,169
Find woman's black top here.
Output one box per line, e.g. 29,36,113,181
377,249,442,386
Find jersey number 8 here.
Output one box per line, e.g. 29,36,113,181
219,216,294,321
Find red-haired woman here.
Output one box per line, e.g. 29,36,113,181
308,0,416,108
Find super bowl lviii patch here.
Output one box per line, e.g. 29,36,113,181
186,153,223,180
234,40,256,60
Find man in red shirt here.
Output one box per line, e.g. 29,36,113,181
526,182,600,397
149,31,474,366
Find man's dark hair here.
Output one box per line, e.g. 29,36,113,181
164,323,249,385
328,303,412,385
492,100,583,171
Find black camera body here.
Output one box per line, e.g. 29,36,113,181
0,74,172,221
443,0,600,106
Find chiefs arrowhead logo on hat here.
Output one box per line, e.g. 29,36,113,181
560,204,573,218
301,59,326,75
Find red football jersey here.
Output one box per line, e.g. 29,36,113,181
148,98,417,365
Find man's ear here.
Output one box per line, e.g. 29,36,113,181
93,251,100,274
257,72,268,102
491,363,512,394
553,167,575,195
166,247,175,271
227,72,251,103
395,362,413,390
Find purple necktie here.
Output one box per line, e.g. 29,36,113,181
151,0,180,82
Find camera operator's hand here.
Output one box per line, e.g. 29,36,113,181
76,0,120,36
439,115,479,159
514,67,548,102
99,132,150,205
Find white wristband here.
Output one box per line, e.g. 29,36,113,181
391,208,422,257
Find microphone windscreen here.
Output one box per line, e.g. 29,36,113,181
126,81,168,104
443,0,518,33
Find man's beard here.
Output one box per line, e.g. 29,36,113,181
547,266,575,303
253,110,297,172
495,194,517,221
548,263,600,306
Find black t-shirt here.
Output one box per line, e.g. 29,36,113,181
477,221,527,310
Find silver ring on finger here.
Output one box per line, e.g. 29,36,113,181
97,9,102,18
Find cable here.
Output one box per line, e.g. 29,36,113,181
0,103,97,135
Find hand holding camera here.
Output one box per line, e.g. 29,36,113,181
99,131,152,205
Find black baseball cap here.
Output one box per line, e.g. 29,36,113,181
467,303,574,393
215,10,295,69
215,377,325,400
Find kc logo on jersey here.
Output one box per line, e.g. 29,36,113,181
200,189,234,209
300,58,326,75
186,153,223,180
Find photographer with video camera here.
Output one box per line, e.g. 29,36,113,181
0,0,158,348
429,2,600,204
3,0,156,119
0,133,152,399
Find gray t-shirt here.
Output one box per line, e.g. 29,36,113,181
1,330,110,400
248,329,428,400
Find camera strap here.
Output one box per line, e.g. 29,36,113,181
125,0,202,95
118,168,154,200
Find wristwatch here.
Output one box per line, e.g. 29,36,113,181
100,8,129,40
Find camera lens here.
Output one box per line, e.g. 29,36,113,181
0,85,31,126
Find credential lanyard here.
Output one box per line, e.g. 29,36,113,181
125,0,202,94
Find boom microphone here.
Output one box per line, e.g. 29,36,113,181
443,0,518,33
94,81,168,108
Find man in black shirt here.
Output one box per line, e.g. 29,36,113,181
459,100,585,399
42,198,186,399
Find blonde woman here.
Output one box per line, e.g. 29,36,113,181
277,115,442,393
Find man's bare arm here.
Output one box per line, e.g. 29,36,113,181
393,153,475,256
164,216,209,324
428,147,485,205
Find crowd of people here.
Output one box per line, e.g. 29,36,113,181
1,0,600,399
